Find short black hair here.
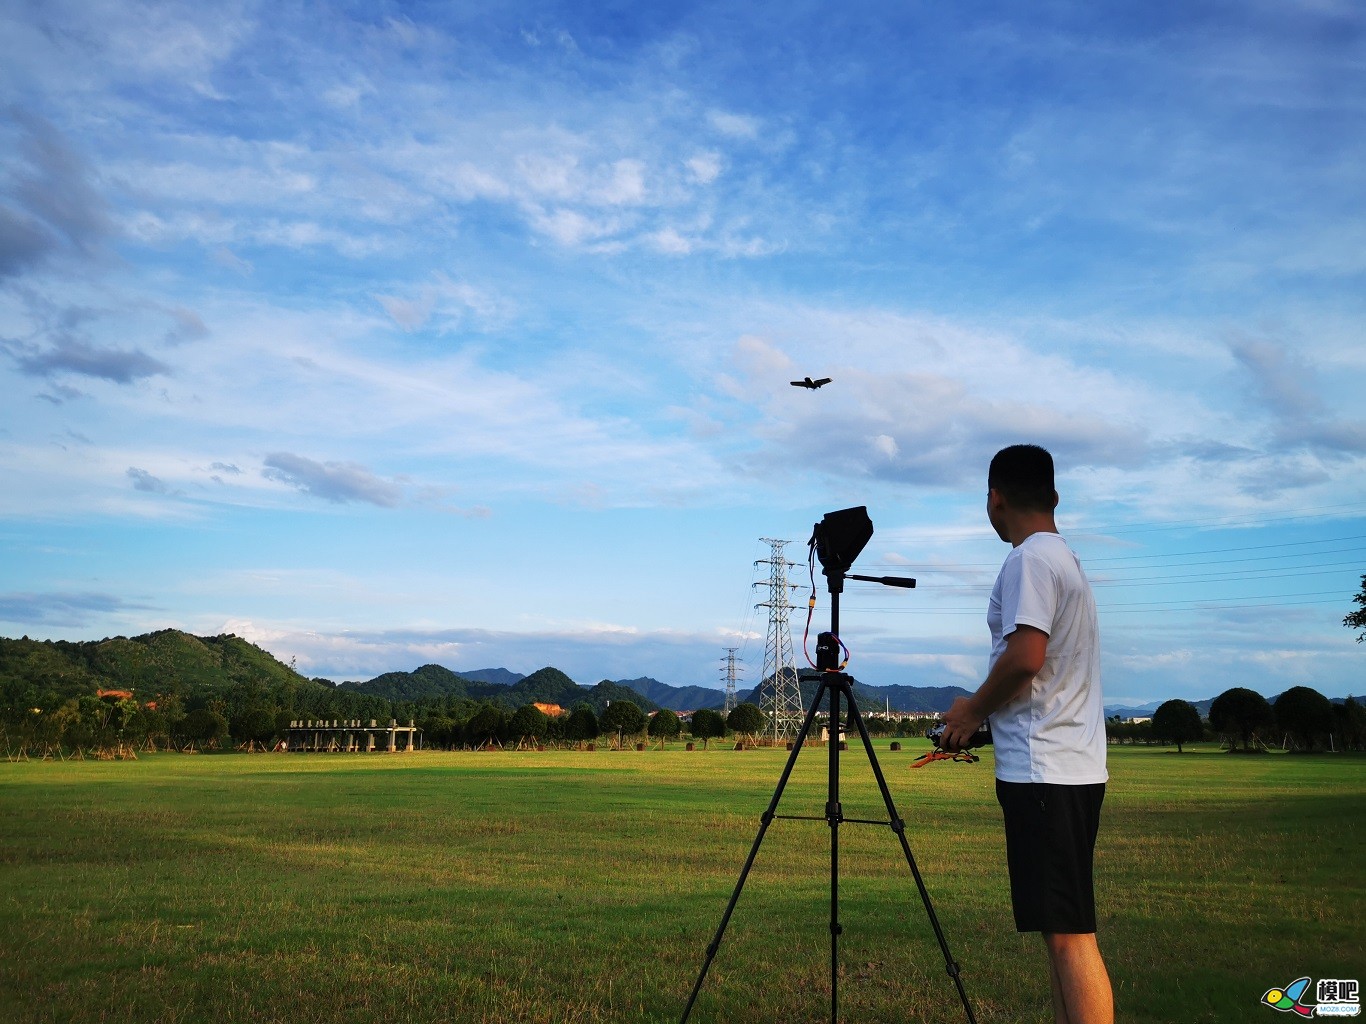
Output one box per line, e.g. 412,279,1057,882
988,444,1057,512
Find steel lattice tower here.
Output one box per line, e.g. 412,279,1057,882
754,537,803,743
720,648,742,716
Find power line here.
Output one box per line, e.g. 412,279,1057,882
1065,501,1366,537
848,595,1348,616
861,536,1366,574
911,561,1359,592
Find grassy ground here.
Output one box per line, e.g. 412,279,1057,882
1,743,1362,1023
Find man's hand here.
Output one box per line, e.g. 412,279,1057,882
939,625,1049,752
939,696,984,753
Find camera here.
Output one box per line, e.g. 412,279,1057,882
926,720,993,750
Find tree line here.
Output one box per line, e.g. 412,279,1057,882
1109,686,1364,753
1,675,948,759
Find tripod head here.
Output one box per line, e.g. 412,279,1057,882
809,506,917,594
807,506,917,671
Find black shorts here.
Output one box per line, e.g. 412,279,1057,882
995,780,1105,934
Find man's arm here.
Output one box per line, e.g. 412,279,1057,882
939,624,1048,751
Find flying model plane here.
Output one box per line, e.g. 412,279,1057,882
790,376,833,389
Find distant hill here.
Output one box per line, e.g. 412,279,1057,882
0,628,317,706
586,679,660,713
616,676,726,711
625,675,971,714
458,667,525,687
861,682,976,713
336,663,660,714
741,671,971,714
338,664,469,701
504,667,583,705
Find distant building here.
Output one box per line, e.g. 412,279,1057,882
533,702,565,717
874,709,944,721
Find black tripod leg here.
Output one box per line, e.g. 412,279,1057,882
678,678,829,1024
828,679,841,1024
846,700,978,1024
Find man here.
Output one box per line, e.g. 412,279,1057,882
940,444,1113,1024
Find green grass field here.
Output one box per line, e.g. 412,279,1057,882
1,743,1362,1023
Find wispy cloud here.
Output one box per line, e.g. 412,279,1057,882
127,466,177,495
1231,334,1366,458
262,452,403,507
0,591,151,628
0,108,114,277
7,336,170,383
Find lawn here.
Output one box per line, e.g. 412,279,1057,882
1,743,1361,1023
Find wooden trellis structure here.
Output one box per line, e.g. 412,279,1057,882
286,718,421,752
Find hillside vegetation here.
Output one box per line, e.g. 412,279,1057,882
0,630,665,753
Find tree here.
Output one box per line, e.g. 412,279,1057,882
1151,700,1203,753
44,700,84,750
231,705,278,746
727,702,765,742
1209,687,1275,751
1274,686,1335,751
564,704,600,749
1332,697,1365,751
690,708,726,749
421,714,456,749
1345,574,1366,643
508,704,550,743
648,709,681,743
600,700,646,747
463,704,507,748
181,708,229,748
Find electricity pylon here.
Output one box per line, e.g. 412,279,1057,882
754,537,802,743
720,648,742,716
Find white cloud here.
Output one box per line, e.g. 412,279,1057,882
733,334,793,377
649,227,692,255
709,110,760,139
871,434,899,460
525,206,622,247
597,159,647,205
322,77,374,109
687,152,722,184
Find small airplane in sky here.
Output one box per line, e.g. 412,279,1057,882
790,376,833,390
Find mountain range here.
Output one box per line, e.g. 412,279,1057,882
335,663,663,713
6,629,1347,721
401,667,975,714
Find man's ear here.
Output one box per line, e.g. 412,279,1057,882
1051,488,1059,511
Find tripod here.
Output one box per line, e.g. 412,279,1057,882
679,521,976,1024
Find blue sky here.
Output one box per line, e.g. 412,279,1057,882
1,0,1363,705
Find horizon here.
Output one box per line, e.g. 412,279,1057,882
2,2,1364,708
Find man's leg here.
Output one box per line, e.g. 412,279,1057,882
1043,932,1113,1024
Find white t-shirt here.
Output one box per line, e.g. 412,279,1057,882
988,532,1107,784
